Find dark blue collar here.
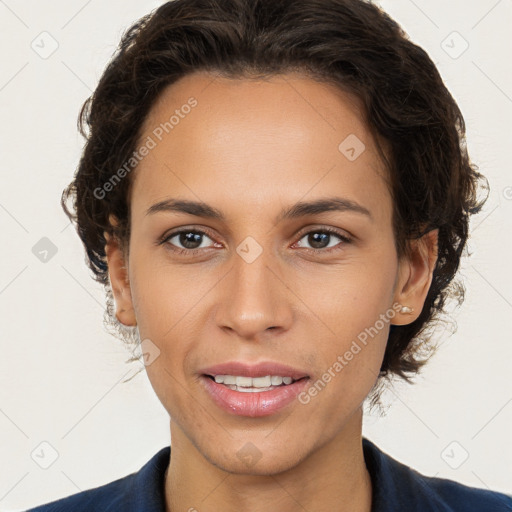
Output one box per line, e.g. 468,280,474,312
27,437,512,511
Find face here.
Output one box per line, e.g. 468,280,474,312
105,71,435,475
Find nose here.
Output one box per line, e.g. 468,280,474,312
216,244,293,341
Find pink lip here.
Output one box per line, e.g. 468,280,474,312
199,361,310,380
199,374,310,417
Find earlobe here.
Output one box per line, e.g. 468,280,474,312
103,221,137,327
392,229,438,326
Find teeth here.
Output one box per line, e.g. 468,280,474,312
251,376,271,387
270,375,282,385
236,376,253,387
212,374,297,387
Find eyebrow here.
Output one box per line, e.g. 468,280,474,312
145,197,372,222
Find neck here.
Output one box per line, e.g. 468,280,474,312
164,408,373,512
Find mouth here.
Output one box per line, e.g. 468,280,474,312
198,361,311,417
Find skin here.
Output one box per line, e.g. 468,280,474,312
104,71,438,512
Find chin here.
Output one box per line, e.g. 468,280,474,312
217,453,304,477
200,437,312,477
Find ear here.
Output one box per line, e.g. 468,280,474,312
103,214,137,327
392,229,438,326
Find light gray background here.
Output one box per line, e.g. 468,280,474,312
0,1,511,510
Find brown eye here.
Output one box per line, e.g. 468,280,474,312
162,229,216,253
295,229,351,252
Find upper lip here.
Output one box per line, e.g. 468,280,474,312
200,361,310,380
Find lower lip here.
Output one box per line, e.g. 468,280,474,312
200,375,310,417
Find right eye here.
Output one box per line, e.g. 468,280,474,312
159,228,219,255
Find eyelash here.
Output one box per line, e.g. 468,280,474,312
158,226,352,256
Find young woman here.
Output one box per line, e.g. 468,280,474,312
27,0,512,510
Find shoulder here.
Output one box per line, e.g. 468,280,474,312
363,438,512,512
25,446,170,512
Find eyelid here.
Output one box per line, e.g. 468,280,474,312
295,225,353,242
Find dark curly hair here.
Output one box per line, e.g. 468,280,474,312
62,0,487,404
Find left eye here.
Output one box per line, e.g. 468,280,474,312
295,230,349,251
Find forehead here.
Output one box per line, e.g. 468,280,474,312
138,70,369,154
130,71,390,223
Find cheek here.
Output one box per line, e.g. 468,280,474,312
299,248,398,411
299,316,390,435
128,249,208,340
306,244,398,336
127,246,228,389
127,259,196,396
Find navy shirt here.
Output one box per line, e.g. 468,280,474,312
26,438,512,511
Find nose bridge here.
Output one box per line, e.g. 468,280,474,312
219,238,291,336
